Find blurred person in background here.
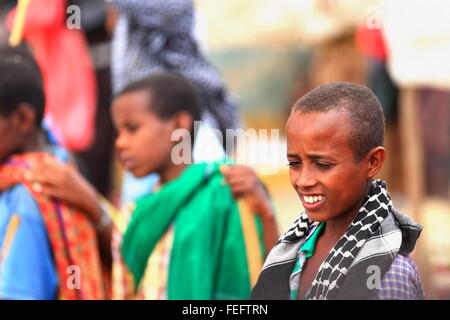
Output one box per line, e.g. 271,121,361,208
106,0,239,204
68,0,116,199
6,0,97,154
31,72,279,299
0,45,108,300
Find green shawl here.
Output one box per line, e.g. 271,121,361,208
121,162,263,299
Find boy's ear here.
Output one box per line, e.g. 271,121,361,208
172,111,194,132
366,146,386,179
13,103,37,135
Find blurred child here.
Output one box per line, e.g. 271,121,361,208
108,0,239,205
32,72,278,299
0,46,107,299
251,82,424,300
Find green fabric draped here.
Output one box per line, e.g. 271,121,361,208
121,162,262,299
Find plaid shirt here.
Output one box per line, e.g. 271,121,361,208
379,254,425,300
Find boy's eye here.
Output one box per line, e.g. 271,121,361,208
125,123,139,133
315,162,333,169
287,161,301,167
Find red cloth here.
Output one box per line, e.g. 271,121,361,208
7,1,96,151
355,24,387,62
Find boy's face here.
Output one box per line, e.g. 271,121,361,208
112,90,175,178
286,109,372,223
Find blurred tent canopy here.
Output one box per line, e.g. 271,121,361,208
196,0,376,49
380,0,450,89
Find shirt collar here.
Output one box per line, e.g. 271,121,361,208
300,222,325,259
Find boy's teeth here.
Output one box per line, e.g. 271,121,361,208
303,195,324,204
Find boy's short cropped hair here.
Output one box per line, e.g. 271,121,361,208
0,45,45,126
117,71,203,124
292,82,385,161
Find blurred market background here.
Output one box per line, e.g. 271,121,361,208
1,0,449,299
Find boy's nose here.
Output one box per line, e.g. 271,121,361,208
294,168,318,190
115,134,128,151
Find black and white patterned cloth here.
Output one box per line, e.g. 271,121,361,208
110,0,239,135
252,179,423,300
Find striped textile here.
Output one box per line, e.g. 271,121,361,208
111,202,174,300
111,202,135,300
0,153,108,299
137,227,173,300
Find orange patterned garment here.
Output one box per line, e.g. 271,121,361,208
0,152,108,299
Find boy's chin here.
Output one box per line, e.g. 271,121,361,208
305,211,329,223
130,169,153,178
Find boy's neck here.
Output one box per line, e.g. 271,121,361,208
20,129,47,154
159,163,189,184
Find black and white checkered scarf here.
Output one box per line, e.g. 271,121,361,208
281,180,392,299
110,0,239,136
253,179,416,300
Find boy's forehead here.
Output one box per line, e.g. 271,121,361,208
112,90,152,115
286,109,353,149
114,89,151,106
289,108,350,129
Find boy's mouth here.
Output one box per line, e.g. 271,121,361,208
119,156,136,171
300,193,325,210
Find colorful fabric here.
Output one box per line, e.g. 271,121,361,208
0,153,108,299
355,25,387,62
120,162,264,299
111,207,173,300
111,202,135,300
251,180,424,300
0,184,58,299
136,227,174,300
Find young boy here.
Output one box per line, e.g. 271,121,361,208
31,72,278,299
251,82,424,300
0,46,107,299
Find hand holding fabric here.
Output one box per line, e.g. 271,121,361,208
29,157,100,223
220,164,279,252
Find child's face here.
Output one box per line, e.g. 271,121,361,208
112,90,176,178
286,109,372,223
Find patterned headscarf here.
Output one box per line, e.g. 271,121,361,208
110,0,239,137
